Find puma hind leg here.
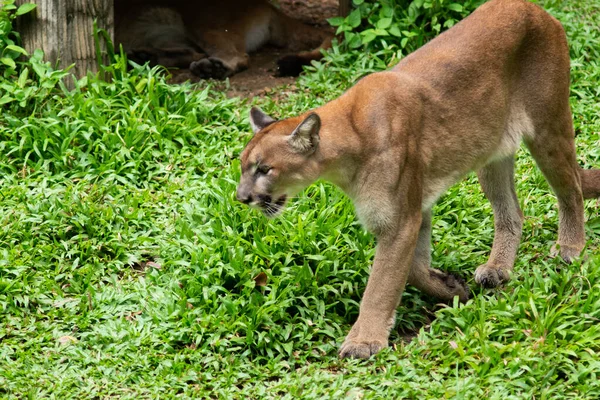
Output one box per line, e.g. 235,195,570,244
525,117,587,263
474,157,524,288
127,46,206,69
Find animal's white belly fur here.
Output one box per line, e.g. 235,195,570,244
490,107,535,162
422,107,534,211
245,16,271,52
422,171,465,211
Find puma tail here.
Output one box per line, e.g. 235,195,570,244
579,168,600,199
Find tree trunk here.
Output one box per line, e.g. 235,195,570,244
15,0,113,80
339,0,351,17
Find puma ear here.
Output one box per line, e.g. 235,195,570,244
249,107,276,133
288,113,321,154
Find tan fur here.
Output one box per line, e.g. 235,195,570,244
114,0,332,78
237,0,600,359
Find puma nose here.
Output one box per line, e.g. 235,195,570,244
236,188,253,204
240,195,252,204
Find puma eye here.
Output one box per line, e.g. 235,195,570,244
256,165,272,175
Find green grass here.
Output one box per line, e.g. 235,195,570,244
1,0,600,398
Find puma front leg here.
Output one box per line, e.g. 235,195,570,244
339,213,421,359
408,209,470,302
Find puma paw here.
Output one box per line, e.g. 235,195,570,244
550,243,583,264
431,270,470,302
448,272,470,302
339,338,387,359
190,57,232,79
474,264,510,288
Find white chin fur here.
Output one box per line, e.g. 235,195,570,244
249,202,262,210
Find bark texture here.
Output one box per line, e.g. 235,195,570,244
15,0,113,79
339,0,351,17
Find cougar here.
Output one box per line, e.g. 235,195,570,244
114,0,332,78
236,0,600,359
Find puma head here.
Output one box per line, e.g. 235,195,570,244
237,107,322,218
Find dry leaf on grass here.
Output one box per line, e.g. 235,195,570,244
253,271,268,287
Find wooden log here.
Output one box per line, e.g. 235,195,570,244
339,0,352,17
15,0,113,80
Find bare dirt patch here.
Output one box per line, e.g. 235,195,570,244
278,0,339,27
